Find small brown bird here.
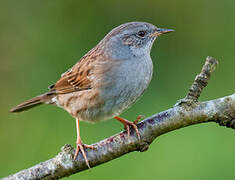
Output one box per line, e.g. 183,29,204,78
10,22,173,167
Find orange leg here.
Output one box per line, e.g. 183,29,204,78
74,118,94,168
114,115,143,140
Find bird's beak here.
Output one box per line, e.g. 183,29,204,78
150,28,174,37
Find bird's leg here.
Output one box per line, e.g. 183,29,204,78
74,118,94,168
114,115,143,140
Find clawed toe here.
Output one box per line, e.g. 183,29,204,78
134,115,145,124
73,141,95,168
127,121,140,140
115,116,143,140
83,144,95,149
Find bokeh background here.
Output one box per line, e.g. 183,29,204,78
0,0,235,179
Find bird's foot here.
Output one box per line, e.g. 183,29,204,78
73,140,95,168
115,115,144,140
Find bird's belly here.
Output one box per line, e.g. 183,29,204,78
56,89,111,123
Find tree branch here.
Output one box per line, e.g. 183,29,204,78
3,57,235,180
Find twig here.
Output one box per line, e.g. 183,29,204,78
185,56,218,101
2,57,235,180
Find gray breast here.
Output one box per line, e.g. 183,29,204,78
99,54,153,118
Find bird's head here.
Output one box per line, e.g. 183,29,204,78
101,22,174,59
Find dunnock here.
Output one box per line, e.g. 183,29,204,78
10,22,173,167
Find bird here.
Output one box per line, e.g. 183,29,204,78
10,22,173,168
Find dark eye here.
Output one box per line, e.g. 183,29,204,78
137,30,146,38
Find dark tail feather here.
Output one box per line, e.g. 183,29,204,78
10,92,54,113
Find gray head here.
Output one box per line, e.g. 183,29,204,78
101,22,174,59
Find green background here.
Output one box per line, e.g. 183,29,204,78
1,0,235,179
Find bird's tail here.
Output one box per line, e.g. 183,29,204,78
10,92,55,113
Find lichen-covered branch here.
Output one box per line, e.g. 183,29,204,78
3,57,235,180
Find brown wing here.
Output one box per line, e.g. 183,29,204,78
49,45,108,94
49,58,93,94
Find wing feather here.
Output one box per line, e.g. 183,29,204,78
49,45,110,95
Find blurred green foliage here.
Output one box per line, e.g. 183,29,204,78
0,0,235,179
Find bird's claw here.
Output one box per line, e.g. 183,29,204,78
73,141,95,168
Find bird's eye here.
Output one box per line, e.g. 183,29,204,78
137,30,146,38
